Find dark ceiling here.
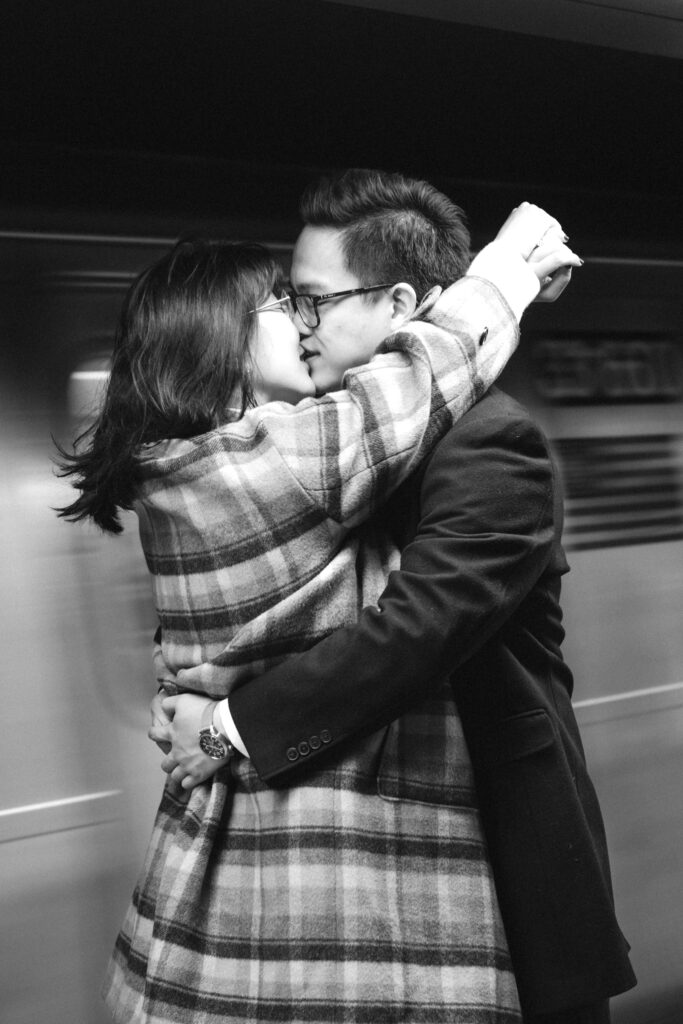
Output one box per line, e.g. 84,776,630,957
2,0,683,249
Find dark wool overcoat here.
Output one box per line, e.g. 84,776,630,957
231,387,638,1018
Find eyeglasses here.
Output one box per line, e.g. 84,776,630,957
287,284,393,329
249,295,296,319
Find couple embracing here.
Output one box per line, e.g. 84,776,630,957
59,168,635,1024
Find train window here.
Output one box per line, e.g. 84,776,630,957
68,354,111,422
554,434,683,551
532,335,682,403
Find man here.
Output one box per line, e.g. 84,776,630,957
155,169,636,1021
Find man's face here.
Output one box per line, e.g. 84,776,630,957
290,226,397,394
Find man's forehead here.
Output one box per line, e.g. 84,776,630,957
291,225,358,290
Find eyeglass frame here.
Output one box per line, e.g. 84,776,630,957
249,295,296,316
250,284,394,329
288,283,394,329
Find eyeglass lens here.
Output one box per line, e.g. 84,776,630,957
293,294,317,328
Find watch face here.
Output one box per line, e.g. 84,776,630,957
199,730,228,760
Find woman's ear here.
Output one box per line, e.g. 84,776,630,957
389,282,418,327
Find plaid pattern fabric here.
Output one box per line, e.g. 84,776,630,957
138,276,518,691
105,278,521,1022
105,687,520,1023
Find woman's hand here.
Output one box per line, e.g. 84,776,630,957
527,222,582,302
149,689,172,754
495,201,583,302
154,693,232,790
494,201,560,254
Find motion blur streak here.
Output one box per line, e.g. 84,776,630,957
1,225,681,1024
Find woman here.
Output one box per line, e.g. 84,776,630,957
58,215,576,1023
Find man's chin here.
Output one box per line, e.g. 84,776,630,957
311,368,344,396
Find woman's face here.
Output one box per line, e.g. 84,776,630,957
250,293,316,405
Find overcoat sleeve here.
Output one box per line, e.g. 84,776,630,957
230,394,557,781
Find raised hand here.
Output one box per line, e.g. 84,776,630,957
495,201,582,302
528,223,582,302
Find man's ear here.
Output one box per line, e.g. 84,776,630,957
389,282,418,327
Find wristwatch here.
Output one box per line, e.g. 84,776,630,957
198,701,235,760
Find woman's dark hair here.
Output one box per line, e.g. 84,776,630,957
300,168,471,300
55,238,281,534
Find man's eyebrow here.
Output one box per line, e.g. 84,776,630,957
291,281,322,293
290,274,331,293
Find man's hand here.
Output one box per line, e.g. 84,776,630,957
155,693,231,790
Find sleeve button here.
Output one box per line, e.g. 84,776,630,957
286,747,299,762
309,735,321,750
320,729,332,744
298,741,310,756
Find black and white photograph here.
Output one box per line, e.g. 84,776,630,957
1,3,682,1023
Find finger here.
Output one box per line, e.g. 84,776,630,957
537,266,573,303
148,727,172,754
148,723,171,741
509,202,561,232
531,243,583,277
165,775,186,799
528,233,575,265
530,224,568,255
160,755,178,774
521,204,563,239
498,203,563,258
161,696,178,720
171,765,188,786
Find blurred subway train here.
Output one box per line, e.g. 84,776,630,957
0,213,681,1024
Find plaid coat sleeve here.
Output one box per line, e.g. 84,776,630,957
227,275,519,528
146,277,518,689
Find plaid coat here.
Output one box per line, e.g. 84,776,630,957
138,276,517,690
104,276,523,1023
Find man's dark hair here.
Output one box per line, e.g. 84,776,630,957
300,168,471,300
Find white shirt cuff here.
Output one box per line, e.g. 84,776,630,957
216,698,249,757
467,240,540,322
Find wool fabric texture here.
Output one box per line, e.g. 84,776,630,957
104,276,522,1023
